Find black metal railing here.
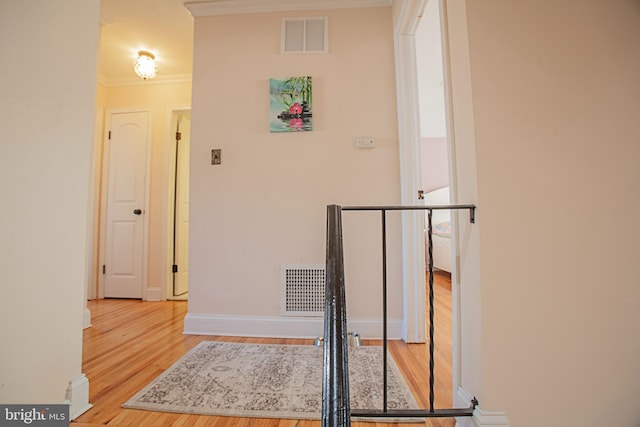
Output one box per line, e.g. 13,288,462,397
322,204,350,426
321,203,478,426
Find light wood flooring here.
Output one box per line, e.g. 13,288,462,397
72,271,454,427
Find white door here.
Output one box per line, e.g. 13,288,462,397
173,113,190,297
103,111,150,298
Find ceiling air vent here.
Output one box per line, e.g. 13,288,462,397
281,17,328,54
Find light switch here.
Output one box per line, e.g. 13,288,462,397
211,149,221,165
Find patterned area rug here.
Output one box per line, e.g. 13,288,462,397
123,341,420,420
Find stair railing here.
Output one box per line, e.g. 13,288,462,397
322,203,478,426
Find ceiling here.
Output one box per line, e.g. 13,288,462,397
98,0,196,85
97,0,395,86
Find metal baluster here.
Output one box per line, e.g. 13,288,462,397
427,209,435,412
381,209,388,412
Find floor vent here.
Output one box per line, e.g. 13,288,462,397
280,265,325,316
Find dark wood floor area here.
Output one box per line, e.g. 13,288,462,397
72,271,454,427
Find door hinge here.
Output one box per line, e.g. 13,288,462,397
102,265,106,274
172,264,178,273
176,132,182,141
108,130,112,140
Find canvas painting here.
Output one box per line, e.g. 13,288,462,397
269,76,313,132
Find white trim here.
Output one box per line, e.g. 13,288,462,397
163,109,176,301
183,313,403,339
455,386,476,412
64,374,92,420
83,307,92,329
393,0,426,36
440,0,462,402
87,107,104,301
140,110,153,301
471,409,511,427
392,0,427,343
164,106,192,300
440,0,485,417
184,0,392,17
144,287,164,301
97,73,108,87
455,387,511,427
101,74,192,88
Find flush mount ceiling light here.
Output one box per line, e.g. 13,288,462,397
133,50,157,80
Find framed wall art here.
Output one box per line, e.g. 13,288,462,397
269,76,312,133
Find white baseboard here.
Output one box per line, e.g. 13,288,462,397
183,313,404,339
455,387,511,427
144,286,164,301
64,374,92,420
83,307,92,329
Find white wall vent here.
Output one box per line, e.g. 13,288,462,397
281,17,328,54
280,265,325,316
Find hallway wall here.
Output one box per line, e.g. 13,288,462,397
0,0,100,406
448,0,640,425
187,6,403,337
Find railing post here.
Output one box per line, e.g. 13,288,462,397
322,205,350,427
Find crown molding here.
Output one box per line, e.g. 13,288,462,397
97,73,109,87
184,0,393,17
98,73,192,88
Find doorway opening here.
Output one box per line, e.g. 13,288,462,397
414,0,456,408
168,109,191,300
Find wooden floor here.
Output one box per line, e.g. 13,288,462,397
72,272,454,427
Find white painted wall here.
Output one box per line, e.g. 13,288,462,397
420,137,449,193
187,7,403,338
417,1,449,194
0,0,99,408
416,0,446,138
447,0,640,425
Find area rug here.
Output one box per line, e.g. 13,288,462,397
123,341,420,420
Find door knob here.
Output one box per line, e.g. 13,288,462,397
133,209,142,215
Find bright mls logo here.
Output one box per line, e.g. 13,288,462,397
1,405,68,426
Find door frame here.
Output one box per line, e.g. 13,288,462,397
393,0,428,344
162,105,191,300
394,0,462,350
395,0,465,410
86,107,104,302
98,107,152,299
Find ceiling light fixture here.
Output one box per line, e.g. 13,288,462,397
133,50,157,80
